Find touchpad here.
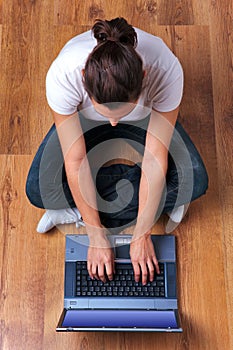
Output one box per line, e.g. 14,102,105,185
115,244,130,259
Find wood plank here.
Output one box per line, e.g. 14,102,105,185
127,0,158,29
158,0,210,25
0,1,55,155
158,0,194,25
0,24,2,56
54,0,108,25
192,0,210,25
53,25,91,58
0,0,2,24
170,25,215,147
54,0,158,27
175,198,229,349
0,155,48,349
209,0,233,348
166,25,230,349
28,1,56,154
0,1,39,154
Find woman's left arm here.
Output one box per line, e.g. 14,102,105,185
130,107,179,284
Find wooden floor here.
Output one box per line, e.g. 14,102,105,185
0,1,232,349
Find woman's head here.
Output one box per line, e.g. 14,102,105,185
82,18,144,110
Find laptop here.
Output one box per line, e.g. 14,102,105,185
56,234,182,332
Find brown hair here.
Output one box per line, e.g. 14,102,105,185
83,18,144,109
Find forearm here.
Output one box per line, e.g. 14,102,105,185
65,157,105,238
133,157,167,239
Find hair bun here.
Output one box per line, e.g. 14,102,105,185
92,17,138,47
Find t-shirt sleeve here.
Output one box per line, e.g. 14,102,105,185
46,60,83,115
149,58,184,113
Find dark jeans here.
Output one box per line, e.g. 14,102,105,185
25,114,208,230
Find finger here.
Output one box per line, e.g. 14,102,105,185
140,261,148,285
87,261,94,279
132,262,141,282
91,264,98,280
146,259,155,282
152,256,160,274
97,263,106,283
105,261,114,281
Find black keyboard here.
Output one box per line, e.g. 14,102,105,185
76,261,165,298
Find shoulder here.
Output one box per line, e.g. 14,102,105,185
45,30,97,115
49,29,97,74
134,27,180,71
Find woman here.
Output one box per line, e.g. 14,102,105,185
26,17,208,285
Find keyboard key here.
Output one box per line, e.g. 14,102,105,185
157,282,164,287
156,276,164,281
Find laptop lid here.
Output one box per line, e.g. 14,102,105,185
56,309,182,332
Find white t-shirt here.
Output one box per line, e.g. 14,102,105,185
46,27,184,121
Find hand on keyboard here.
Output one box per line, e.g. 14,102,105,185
130,233,160,285
87,234,115,283
76,261,165,297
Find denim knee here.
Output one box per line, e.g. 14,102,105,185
25,175,44,209
191,159,209,201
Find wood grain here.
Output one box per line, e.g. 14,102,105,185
158,0,194,25
192,0,210,25
209,0,233,348
55,0,158,28
0,0,232,349
0,2,37,154
0,156,47,349
165,25,229,349
0,0,2,24
0,24,2,56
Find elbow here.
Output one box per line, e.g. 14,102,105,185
65,156,89,178
142,155,168,177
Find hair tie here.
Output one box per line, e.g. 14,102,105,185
107,37,119,42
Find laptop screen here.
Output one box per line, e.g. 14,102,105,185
62,310,178,329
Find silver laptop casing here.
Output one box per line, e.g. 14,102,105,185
57,234,182,332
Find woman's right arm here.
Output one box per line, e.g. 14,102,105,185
52,111,115,282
